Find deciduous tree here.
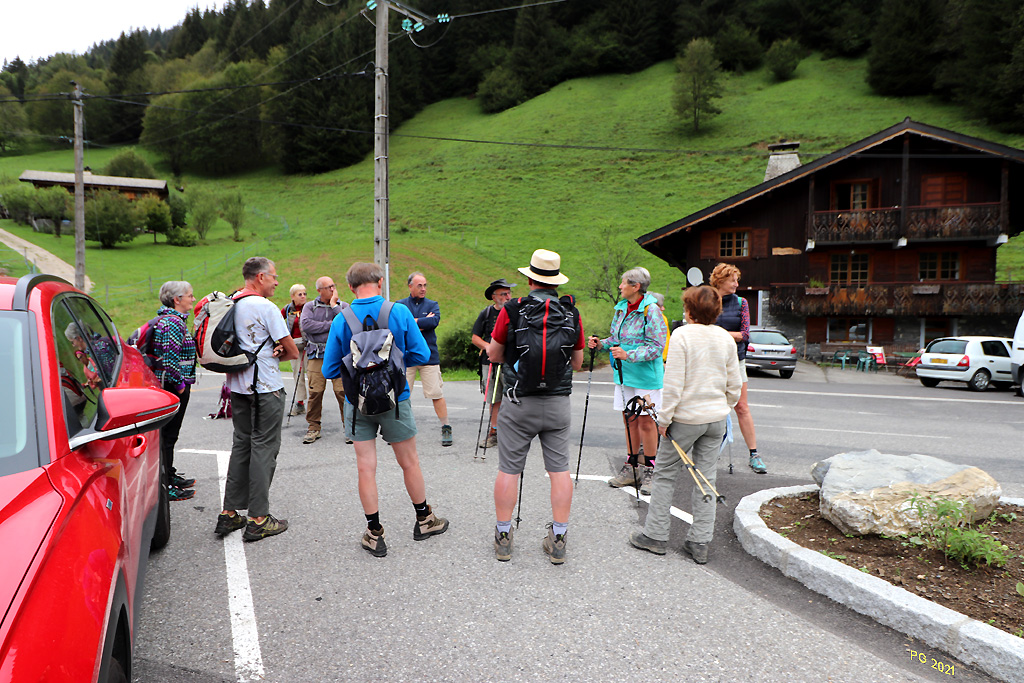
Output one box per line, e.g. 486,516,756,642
674,38,723,133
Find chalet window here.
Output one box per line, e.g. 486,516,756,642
921,174,967,206
831,179,878,211
828,317,869,342
829,253,869,286
918,252,960,281
719,230,749,258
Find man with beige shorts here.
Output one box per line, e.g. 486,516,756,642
397,272,452,447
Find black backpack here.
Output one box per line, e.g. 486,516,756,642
503,294,579,401
338,302,407,428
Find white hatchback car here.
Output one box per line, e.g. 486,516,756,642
916,336,1014,391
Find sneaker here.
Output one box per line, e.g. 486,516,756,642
168,486,195,501
749,454,767,474
608,462,640,489
441,424,453,447
302,428,321,444
215,512,247,536
479,429,498,449
639,466,654,496
629,530,667,555
170,473,195,489
682,540,709,564
541,524,567,565
289,403,306,417
243,514,289,542
362,527,387,557
413,505,449,540
494,528,513,562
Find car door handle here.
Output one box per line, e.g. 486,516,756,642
129,435,147,458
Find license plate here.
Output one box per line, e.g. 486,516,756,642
933,358,947,364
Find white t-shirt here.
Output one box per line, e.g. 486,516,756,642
226,295,289,395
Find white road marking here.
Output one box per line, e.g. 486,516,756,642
571,474,693,523
180,448,264,683
761,426,949,439
748,387,1015,405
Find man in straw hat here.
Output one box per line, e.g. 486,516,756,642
471,278,516,448
487,249,585,564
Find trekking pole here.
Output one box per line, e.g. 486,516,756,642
286,347,305,426
514,472,524,529
474,362,493,461
623,407,641,507
574,347,596,487
480,363,502,459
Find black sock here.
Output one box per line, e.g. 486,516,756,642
626,453,639,467
644,456,655,468
365,512,382,531
413,500,430,517
749,449,758,457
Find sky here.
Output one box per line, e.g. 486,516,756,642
1,1,225,66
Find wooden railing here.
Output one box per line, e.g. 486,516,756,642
810,203,1003,243
769,282,1024,317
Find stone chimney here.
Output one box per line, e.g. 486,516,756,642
764,141,801,182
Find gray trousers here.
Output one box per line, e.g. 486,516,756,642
224,389,285,518
643,419,726,545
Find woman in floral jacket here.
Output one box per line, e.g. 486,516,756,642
587,266,668,495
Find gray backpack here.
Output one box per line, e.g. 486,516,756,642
339,302,407,426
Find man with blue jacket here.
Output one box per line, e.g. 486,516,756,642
322,262,449,558
397,271,452,447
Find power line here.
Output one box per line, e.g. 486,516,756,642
452,0,568,19
210,0,304,72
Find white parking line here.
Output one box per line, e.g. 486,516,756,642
748,387,1015,405
180,449,264,683
761,425,949,439
571,474,693,524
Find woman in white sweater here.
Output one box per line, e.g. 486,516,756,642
628,285,741,564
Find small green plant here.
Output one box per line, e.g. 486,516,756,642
859,566,869,573
1016,582,1024,599
819,550,846,560
907,493,1012,569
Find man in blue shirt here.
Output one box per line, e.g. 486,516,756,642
397,271,452,447
322,262,449,558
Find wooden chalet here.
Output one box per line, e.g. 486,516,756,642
19,170,168,201
637,119,1024,356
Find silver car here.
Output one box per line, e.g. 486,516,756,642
916,336,1014,391
746,328,797,378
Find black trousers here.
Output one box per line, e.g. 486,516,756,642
161,383,191,478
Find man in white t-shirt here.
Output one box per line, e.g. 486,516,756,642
214,257,299,542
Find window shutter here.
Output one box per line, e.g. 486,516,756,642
751,229,769,258
806,317,827,343
872,317,895,342
963,249,992,281
808,253,828,281
700,231,717,260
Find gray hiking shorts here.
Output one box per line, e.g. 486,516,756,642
496,394,572,475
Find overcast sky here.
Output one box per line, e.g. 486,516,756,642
1,1,225,66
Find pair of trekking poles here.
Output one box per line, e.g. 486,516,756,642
474,362,528,529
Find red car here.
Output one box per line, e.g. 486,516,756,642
0,274,179,683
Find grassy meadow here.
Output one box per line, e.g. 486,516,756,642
2,53,1023,342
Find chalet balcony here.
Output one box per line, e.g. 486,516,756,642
769,282,1024,317
810,203,1003,244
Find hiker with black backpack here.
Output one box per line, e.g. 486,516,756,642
487,249,585,565
213,257,299,542
321,262,449,558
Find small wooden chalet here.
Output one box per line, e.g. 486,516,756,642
19,170,168,201
637,119,1024,356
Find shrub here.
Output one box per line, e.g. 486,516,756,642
166,225,199,247
84,191,138,248
136,196,172,243
765,39,803,82
438,317,480,371
168,191,187,228
1,183,35,224
477,65,527,114
103,148,158,179
908,494,1012,569
714,21,763,73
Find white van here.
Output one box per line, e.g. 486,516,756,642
1012,307,1024,396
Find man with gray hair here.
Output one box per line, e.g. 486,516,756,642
299,275,347,444
215,257,299,542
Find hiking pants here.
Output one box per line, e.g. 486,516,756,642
160,382,190,478
224,389,285,518
305,358,345,430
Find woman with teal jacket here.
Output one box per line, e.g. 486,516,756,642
587,267,668,495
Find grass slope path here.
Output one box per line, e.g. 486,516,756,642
0,226,93,292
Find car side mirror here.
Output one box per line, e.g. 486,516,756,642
69,387,179,450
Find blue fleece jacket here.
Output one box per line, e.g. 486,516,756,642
321,295,430,404
396,295,440,365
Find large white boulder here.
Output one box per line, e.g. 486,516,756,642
812,450,1002,537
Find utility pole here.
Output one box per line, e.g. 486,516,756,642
71,82,86,290
369,0,434,299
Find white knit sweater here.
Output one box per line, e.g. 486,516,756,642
659,323,742,426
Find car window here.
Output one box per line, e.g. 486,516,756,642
749,331,789,345
52,300,103,438
980,341,1010,357
62,296,121,386
926,339,967,354
0,312,40,476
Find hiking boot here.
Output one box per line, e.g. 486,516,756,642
608,462,641,489
362,527,387,557
243,514,289,542
289,402,305,417
682,540,709,564
541,524,567,565
494,528,514,562
169,486,195,501
629,530,667,555
413,506,449,540
215,512,247,536
441,424,453,447
749,454,767,474
302,428,321,444
170,472,195,489
479,429,498,449
639,466,654,496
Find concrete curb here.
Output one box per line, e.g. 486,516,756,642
734,485,1024,683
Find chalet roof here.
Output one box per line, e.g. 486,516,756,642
637,118,1024,251
19,170,167,195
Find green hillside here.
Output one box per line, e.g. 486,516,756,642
2,54,1023,336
